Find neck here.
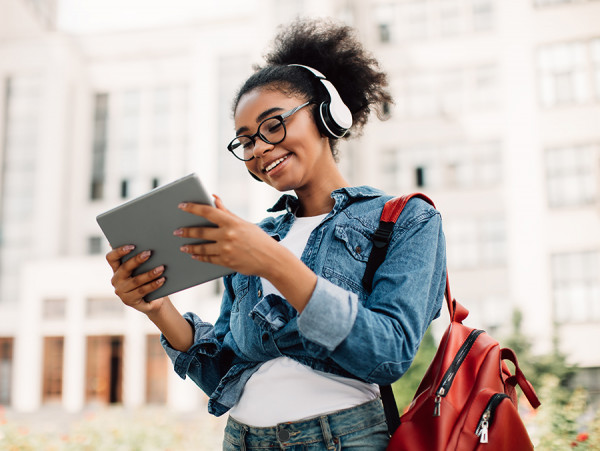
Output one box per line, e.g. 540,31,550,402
294,171,349,217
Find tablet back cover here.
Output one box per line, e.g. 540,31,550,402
96,174,233,301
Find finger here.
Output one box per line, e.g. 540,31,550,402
113,249,152,282
173,225,219,241
118,276,166,305
180,242,220,257
120,265,165,293
178,202,230,225
106,245,136,272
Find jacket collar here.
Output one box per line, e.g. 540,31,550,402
267,186,384,214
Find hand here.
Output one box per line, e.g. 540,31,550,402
106,245,167,314
174,195,279,278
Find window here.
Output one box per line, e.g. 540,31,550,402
146,335,167,404
535,0,599,6
445,218,506,268
552,251,600,323
120,179,129,198
0,338,13,405
1,76,41,304
88,236,104,255
440,0,461,36
415,166,427,187
545,144,599,207
398,65,498,119
472,0,494,30
379,148,401,193
593,38,600,100
379,23,391,43
392,141,502,191
91,93,109,200
86,298,124,318
43,298,66,319
538,40,591,107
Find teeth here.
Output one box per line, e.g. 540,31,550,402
265,156,288,172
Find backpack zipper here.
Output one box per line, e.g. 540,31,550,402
475,393,510,443
433,329,485,417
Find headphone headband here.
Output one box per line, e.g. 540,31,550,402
288,64,352,138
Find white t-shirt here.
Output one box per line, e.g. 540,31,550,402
228,213,379,427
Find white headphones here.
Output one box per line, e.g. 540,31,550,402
288,64,353,139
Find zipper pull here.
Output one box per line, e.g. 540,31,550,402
476,410,491,444
478,420,489,443
433,388,444,417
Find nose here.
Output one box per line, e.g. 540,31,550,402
251,136,274,159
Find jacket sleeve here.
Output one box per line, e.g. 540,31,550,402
160,275,237,397
297,199,446,385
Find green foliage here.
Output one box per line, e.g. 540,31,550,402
530,375,600,450
502,309,577,389
391,327,437,411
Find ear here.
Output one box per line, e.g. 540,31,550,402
247,169,263,182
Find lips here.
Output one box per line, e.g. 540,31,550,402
263,155,289,173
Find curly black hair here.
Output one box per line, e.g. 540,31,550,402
232,18,393,158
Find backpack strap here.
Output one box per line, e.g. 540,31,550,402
361,193,435,292
365,193,435,436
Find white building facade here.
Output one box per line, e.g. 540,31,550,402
0,0,598,413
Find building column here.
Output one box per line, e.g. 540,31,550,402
13,267,44,411
123,309,146,408
63,293,86,412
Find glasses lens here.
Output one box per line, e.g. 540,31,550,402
259,117,286,145
229,136,254,160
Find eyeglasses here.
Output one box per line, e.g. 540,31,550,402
227,101,312,161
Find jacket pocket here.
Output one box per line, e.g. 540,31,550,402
323,224,373,299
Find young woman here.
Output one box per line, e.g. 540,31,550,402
106,18,446,450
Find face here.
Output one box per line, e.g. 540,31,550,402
233,88,333,193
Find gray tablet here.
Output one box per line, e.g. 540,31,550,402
96,173,234,301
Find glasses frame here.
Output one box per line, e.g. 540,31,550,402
227,101,313,161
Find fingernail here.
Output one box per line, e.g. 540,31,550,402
178,203,187,209
155,277,165,286
123,245,135,252
173,229,183,236
141,250,151,259
153,265,165,274
180,246,189,252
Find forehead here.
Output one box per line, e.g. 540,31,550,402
234,88,305,123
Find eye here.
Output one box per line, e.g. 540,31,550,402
267,121,283,133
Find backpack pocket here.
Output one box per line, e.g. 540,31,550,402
453,389,534,451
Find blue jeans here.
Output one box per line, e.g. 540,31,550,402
223,398,390,450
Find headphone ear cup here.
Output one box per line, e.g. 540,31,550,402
319,102,349,139
315,80,352,139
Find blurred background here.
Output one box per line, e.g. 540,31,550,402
0,0,599,449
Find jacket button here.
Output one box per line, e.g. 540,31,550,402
257,289,262,297
355,245,362,254
277,429,290,442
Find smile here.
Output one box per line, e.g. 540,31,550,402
264,155,289,173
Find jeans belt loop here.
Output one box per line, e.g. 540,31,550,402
319,415,336,450
240,425,248,451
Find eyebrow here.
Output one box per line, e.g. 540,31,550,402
235,106,285,136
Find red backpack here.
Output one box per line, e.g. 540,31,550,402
364,194,541,451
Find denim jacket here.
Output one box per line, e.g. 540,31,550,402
161,186,446,417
